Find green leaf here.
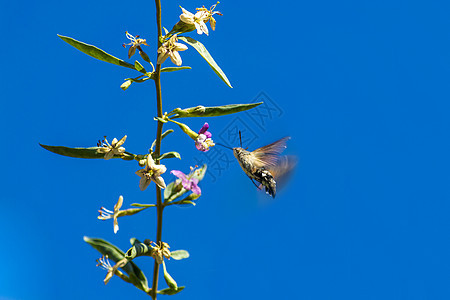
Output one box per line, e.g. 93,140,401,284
131,203,156,208
83,237,149,290
155,151,181,160
161,66,191,73
164,181,181,201
150,129,174,151
125,241,154,260
168,20,196,36
134,60,147,73
162,261,178,290
171,250,190,260
178,36,232,88
169,102,263,118
39,144,136,160
58,35,135,70
158,286,185,295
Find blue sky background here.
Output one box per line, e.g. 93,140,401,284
2,0,450,299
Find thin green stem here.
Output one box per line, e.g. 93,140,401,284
151,0,164,299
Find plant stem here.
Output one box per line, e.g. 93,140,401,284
151,0,164,299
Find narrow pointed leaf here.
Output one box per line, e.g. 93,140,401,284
131,203,156,208
158,286,185,295
169,102,263,118
178,36,232,88
171,250,190,260
58,35,135,70
40,144,135,160
161,66,191,73
150,129,174,151
155,151,181,160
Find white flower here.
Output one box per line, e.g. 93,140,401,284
123,31,149,58
98,195,123,234
157,35,188,66
96,255,127,284
135,155,167,190
179,6,210,35
97,135,127,160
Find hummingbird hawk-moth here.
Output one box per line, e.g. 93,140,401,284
226,133,296,198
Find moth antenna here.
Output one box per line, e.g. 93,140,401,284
239,130,243,148
215,143,233,150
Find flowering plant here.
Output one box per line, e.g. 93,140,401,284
40,2,267,299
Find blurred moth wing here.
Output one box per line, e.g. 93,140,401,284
233,137,296,198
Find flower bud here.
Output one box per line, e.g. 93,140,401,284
120,80,132,91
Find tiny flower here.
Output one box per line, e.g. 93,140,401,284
195,123,215,152
135,155,167,191
96,255,127,285
157,34,188,66
151,241,171,264
98,195,123,234
97,135,127,160
123,31,149,58
171,168,201,195
179,6,210,35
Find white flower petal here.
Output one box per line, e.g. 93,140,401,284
139,177,151,191
104,151,114,160
157,51,170,65
174,43,188,51
152,175,166,189
116,135,127,147
170,51,183,66
113,219,119,234
199,21,209,35
115,195,123,211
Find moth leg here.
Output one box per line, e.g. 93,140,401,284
250,178,262,190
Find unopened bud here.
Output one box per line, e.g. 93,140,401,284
120,80,132,91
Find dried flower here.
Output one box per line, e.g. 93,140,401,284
157,34,188,66
195,123,215,152
151,241,171,264
96,255,127,284
97,135,127,160
179,6,210,35
123,31,149,58
171,168,201,195
135,155,167,190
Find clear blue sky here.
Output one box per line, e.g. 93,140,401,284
2,0,450,299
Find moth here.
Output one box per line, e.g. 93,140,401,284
220,133,296,198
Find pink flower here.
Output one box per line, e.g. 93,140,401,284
195,123,214,152
170,170,201,195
